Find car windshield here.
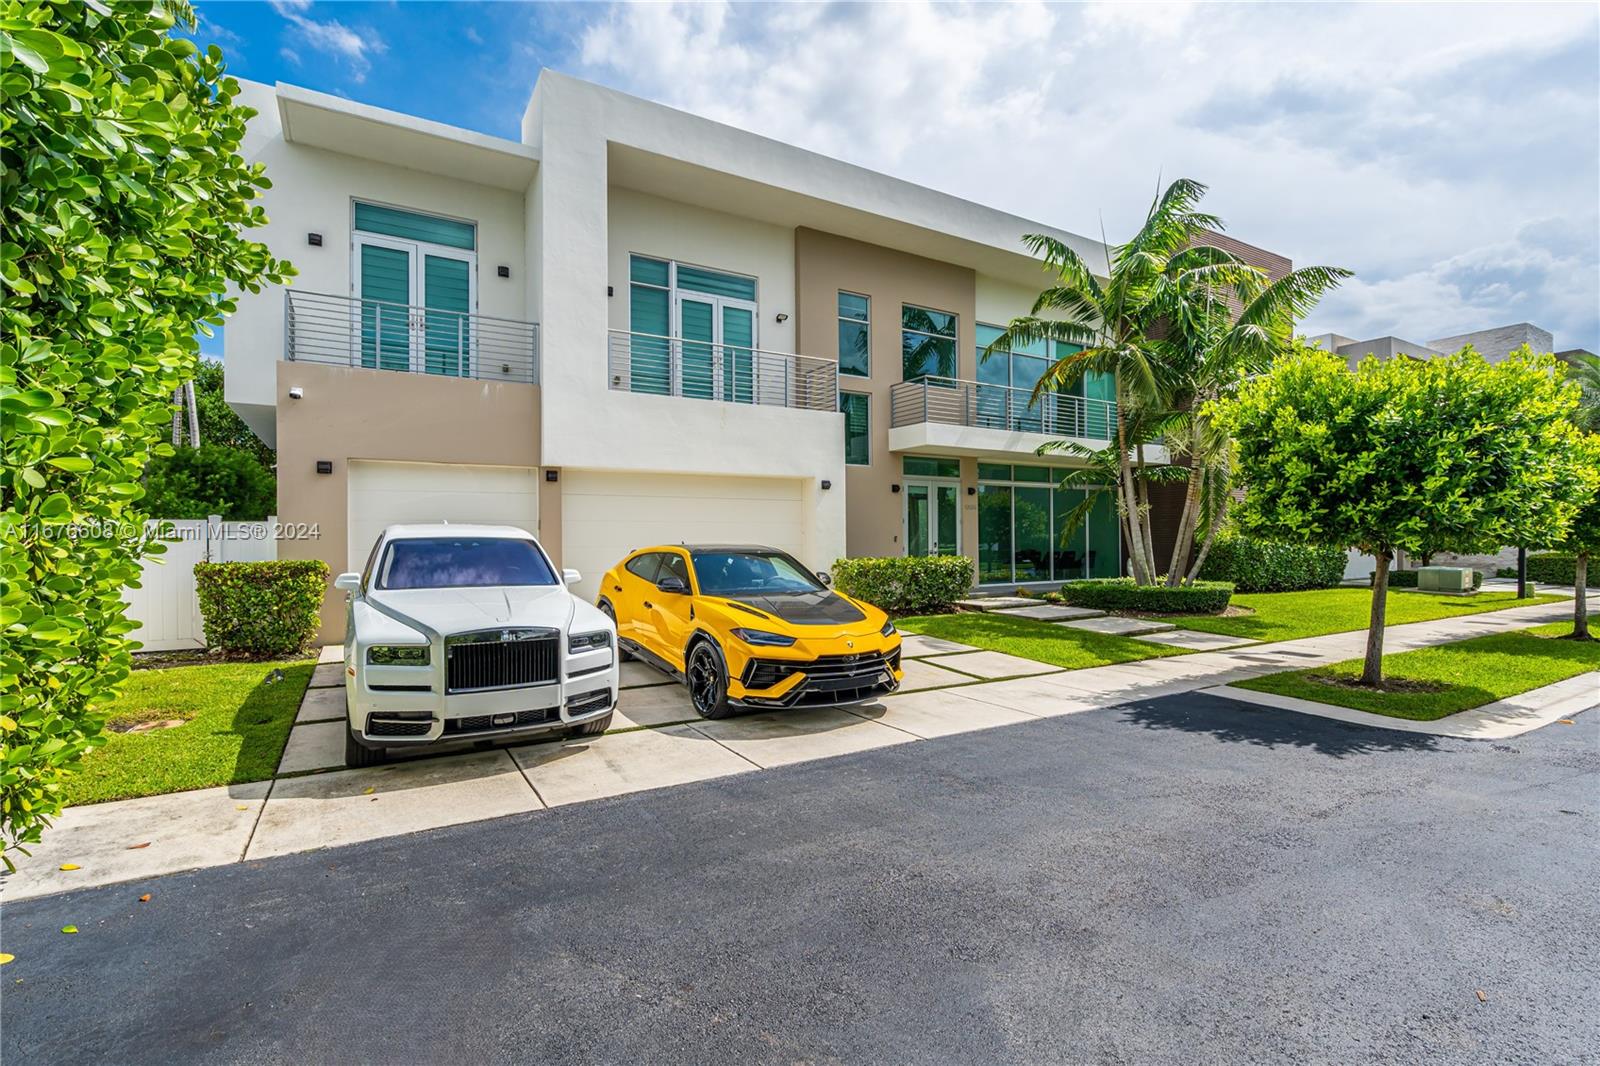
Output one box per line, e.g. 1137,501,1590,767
690,551,823,596
378,537,558,590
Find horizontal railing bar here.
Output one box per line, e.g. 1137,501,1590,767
287,290,541,329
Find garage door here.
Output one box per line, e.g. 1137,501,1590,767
347,461,539,570
561,471,806,600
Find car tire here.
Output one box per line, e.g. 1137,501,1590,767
686,640,736,719
573,710,613,736
344,726,386,769
597,600,632,661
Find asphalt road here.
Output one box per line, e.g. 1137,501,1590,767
3,691,1596,1064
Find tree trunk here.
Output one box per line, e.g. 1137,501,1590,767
1185,474,1230,584
1361,550,1392,686
1113,378,1152,585
1134,444,1157,582
1166,453,1205,587
1575,553,1590,640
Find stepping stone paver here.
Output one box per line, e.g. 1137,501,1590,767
309,662,345,688
927,650,1061,680
513,724,755,805
1058,616,1176,636
954,596,1036,611
620,660,674,689
1132,629,1259,650
895,657,978,692
898,634,978,658
614,682,696,729
246,750,540,860
277,720,347,774
692,706,915,768
848,687,1036,739
994,604,1104,621
296,685,347,723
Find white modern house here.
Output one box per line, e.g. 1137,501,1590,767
225,71,1284,641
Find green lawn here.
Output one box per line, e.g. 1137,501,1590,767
1235,621,1600,720
897,612,1182,671
1161,588,1563,643
64,659,314,806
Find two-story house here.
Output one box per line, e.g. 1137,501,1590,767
225,71,1284,641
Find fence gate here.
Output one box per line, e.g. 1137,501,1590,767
121,516,277,652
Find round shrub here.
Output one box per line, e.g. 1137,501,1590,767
1059,577,1234,614
195,560,329,657
1198,532,1345,592
832,555,973,615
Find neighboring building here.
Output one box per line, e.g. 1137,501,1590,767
1307,322,1558,369
225,72,1286,640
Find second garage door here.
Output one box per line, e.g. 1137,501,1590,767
560,471,806,600
346,460,540,569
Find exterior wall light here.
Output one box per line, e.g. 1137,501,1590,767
775,313,789,324
315,460,333,475
820,479,831,490
307,233,323,246
891,483,901,494
497,265,511,278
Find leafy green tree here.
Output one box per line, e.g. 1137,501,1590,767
987,178,1348,585
1213,346,1594,684
142,442,277,520
1563,351,1600,433
1,0,291,866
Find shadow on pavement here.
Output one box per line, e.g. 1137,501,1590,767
1118,691,1442,758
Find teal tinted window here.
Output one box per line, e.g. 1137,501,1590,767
977,463,1012,481
902,304,957,381
677,264,757,301
978,486,1012,584
902,457,959,479
1087,491,1121,577
629,255,670,286
1013,487,1051,582
902,304,956,336
838,292,869,378
1013,465,1051,483
841,392,870,465
355,202,475,251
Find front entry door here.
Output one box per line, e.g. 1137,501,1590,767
904,480,960,556
354,234,476,376
673,292,757,402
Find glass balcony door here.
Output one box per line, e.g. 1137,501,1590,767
673,292,757,402
354,234,476,376
904,480,960,557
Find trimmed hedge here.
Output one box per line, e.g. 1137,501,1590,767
1059,577,1234,614
832,555,973,615
1198,533,1346,593
195,560,329,658
1381,569,1484,590
1527,552,1600,587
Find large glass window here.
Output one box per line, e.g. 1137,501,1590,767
976,322,1115,437
838,292,870,378
840,392,870,465
628,255,758,402
976,467,1120,584
977,485,1013,584
902,304,957,381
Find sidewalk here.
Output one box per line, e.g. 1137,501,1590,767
3,597,1586,902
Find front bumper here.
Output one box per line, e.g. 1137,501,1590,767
729,645,903,708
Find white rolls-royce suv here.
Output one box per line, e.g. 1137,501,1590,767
333,524,619,768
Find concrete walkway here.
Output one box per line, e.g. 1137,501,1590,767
3,597,1586,902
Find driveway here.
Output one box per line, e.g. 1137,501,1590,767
3,691,1595,1064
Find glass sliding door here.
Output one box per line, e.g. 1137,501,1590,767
977,485,1012,583
355,232,475,376
904,480,960,558
674,291,758,403
976,465,1120,584
1013,486,1051,582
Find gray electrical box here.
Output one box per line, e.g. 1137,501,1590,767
1418,566,1474,594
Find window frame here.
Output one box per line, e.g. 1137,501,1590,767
840,390,871,466
901,302,959,382
837,290,871,378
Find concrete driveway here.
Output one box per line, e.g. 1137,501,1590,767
3,690,1594,1063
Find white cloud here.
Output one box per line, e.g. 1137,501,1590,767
270,0,385,83
567,0,1600,350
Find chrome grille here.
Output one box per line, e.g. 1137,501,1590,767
445,629,559,693
443,707,560,735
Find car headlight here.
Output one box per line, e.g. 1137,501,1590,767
569,630,612,654
880,620,896,637
367,644,429,666
730,627,796,647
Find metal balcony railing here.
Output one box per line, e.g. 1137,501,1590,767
606,329,838,412
889,376,1116,440
285,291,538,384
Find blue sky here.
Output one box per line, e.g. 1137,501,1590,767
192,1,1600,353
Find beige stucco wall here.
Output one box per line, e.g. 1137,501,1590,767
275,361,544,641
793,228,978,564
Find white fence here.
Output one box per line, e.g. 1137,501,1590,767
123,516,278,652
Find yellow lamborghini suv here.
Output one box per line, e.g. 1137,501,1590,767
596,545,903,718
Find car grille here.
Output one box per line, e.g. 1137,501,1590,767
446,629,559,693
565,690,613,716
741,649,900,702
365,714,433,738
443,707,561,736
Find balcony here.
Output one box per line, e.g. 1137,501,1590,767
606,330,837,412
285,291,538,384
888,376,1117,460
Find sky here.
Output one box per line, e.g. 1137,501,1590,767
192,0,1600,353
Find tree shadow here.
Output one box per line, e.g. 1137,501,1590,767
1117,690,1442,758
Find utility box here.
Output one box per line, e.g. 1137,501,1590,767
1418,566,1475,594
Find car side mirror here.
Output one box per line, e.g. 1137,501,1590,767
562,568,582,586
334,572,361,592
816,570,832,587
656,575,688,594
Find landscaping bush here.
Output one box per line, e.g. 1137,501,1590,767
142,442,277,520
832,555,973,615
1380,569,1484,590
195,561,328,657
1198,532,1346,592
1059,577,1234,614
1526,552,1600,587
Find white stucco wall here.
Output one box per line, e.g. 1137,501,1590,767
975,274,1049,331
226,81,532,443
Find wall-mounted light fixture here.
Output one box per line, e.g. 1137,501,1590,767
820,479,832,490
497,265,511,278
288,386,304,400
607,285,614,297
307,233,323,247
315,460,333,475
775,312,789,324
544,469,559,483
890,483,901,494
967,486,976,496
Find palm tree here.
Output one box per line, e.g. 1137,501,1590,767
1565,351,1600,432
988,177,1349,585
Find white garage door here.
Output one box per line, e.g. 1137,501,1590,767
347,461,539,571
561,471,806,600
